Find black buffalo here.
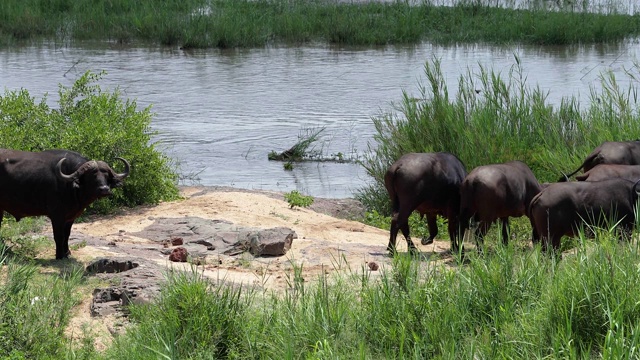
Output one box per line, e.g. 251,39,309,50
560,140,640,181
529,178,640,252
384,152,467,254
575,164,640,182
0,149,130,259
459,161,542,246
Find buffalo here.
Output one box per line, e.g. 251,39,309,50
384,152,467,254
459,161,542,247
560,140,640,181
575,164,640,182
529,178,640,252
0,149,130,259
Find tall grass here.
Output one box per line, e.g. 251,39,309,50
357,56,640,213
0,0,639,47
0,248,87,359
99,234,640,358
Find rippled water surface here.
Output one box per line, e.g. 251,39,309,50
1,40,639,197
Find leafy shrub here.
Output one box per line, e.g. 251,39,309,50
0,71,180,213
284,190,314,209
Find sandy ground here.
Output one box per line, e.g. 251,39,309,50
55,186,455,350
68,186,454,289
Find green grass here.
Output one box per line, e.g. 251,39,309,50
95,232,640,359
357,55,640,213
0,0,639,47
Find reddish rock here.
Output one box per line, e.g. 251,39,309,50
169,247,188,262
368,262,379,271
171,237,184,246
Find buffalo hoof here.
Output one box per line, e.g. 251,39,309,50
386,246,396,256
56,250,71,260
421,237,434,245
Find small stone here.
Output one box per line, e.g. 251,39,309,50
171,237,184,246
368,262,379,271
169,247,188,262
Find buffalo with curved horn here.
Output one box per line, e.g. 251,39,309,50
0,149,130,259
559,140,640,182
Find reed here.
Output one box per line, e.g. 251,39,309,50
357,56,640,213
0,0,639,47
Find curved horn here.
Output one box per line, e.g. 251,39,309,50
56,158,77,182
114,157,130,179
633,178,640,195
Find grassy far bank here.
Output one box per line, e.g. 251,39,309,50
0,0,639,47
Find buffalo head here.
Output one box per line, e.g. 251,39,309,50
57,157,130,197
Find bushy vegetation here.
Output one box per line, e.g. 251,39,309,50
357,56,640,213
0,70,180,213
0,0,639,47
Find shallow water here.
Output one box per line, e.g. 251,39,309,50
1,40,639,198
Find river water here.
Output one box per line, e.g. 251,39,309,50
1,40,639,198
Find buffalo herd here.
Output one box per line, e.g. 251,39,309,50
0,149,130,259
386,140,640,255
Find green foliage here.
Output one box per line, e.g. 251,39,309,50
0,0,638,47
0,217,50,259
0,258,84,359
358,56,640,212
0,70,180,214
105,270,251,359
284,190,314,209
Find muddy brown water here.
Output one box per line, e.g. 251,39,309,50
1,40,639,198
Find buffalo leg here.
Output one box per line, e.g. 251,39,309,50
474,221,491,249
530,217,540,245
446,212,463,253
388,209,418,254
500,217,510,246
421,213,438,245
51,220,71,259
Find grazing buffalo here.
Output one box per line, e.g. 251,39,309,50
0,149,130,259
459,161,542,247
576,164,640,182
560,140,640,181
529,178,640,252
384,152,467,254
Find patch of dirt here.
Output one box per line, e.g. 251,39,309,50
51,186,455,350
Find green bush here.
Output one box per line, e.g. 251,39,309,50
284,190,314,209
0,70,180,213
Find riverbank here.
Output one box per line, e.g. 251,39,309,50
56,185,453,350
